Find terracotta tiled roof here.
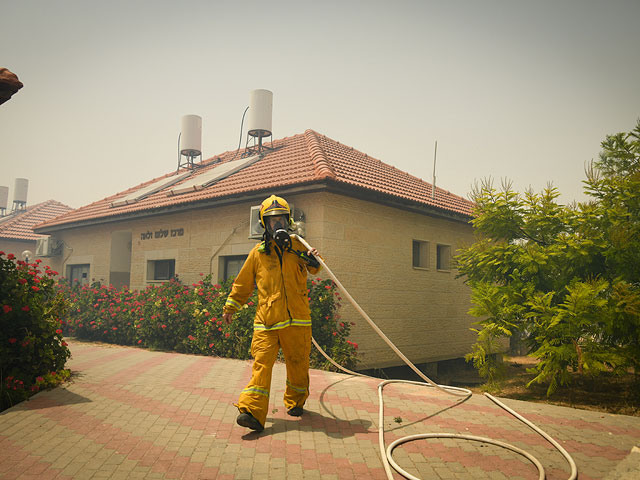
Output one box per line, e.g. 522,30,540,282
35,130,474,231
0,200,73,240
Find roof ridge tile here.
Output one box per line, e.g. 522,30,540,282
305,129,336,180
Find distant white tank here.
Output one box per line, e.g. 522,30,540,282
248,89,273,138
13,178,28,204
0,186,8,210
180,115,202,157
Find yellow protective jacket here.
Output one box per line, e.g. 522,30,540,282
223,237,322,331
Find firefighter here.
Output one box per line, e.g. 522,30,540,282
222,195,321,432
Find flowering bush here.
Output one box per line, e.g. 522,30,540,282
309,277,357,371
59,274,357,369
0,252,71,411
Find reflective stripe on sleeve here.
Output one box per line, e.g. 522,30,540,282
225,297,242,310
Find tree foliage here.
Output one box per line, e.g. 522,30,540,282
456,121,640,395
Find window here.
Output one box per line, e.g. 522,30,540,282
147,259,175,281
67,264,90,286
412,240,429,269
437,244,451,271
223,255,248,281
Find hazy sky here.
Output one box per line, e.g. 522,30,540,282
1,0,639,209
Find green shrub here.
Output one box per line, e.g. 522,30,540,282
309,277,358,371
0,252,71,411
59,274,358,369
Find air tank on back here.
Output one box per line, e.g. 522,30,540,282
247,89,273,138
180,115,202,157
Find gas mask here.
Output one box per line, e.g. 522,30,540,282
265,215,292,250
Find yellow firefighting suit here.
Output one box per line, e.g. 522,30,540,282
223,236,321,427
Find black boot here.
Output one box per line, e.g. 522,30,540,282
236,412,264,432
287,406,304,417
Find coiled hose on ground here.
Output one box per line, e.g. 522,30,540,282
294,235,578,480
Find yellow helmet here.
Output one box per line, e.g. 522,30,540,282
259,195,291,228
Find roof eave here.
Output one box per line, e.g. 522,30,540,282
34,180,472,234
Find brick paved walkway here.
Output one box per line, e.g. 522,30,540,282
1,340,638,479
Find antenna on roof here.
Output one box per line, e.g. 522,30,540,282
244,89,274,156
177,115,203,171
432,140,437,201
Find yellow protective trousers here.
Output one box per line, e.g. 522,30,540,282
236,325,312,427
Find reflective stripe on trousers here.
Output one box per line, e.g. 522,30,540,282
236,325,312,427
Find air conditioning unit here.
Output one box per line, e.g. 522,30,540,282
35,236,60,257
249,206,264,239
36,236,52,256
248,204,295,240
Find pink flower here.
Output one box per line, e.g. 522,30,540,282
7,253,15,260
31,286,40,292
18,278,27,285
225,333,230,338
8,338,17,344
161,324,167,329
137,340,142,344
2,305,12,314
209,343,214,348
55,329,63,334
21,305,30,312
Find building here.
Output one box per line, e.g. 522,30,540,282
0,199,72,261
34,129,477,369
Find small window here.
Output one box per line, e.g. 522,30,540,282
412,240,429,269
147,259,175,281
67,264,90,286
437,244,451,271
223,255,248,281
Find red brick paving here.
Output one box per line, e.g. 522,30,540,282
1,340,638,479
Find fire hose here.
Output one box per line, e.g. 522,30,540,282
293,234,578,480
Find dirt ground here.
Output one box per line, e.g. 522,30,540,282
466,356,640,417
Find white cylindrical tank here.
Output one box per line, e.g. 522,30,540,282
13,178,28,203
0,186,8,209
247,89,273,138
180,115,202,156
